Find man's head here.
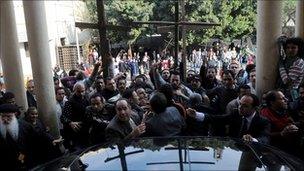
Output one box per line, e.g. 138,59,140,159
238,84,251,99
90,94,105,112
26,80,35,95
221,70,235,88
206,67,217,80
115,99,132,122
170,71,181,90
189,93,203,108
190,75,201,89
2,92,16,105
134,75,146,87
162,69,170,81
73,82,85,98
136,88,148,106
0,104,19,140
68,69,79,77
0,104,19,125
55,87,66,102
239,94,259,117
122,88,139,106
159,84,174,105
249,69,256,85
94,76,104,92
149,92,167,114
229,61,239,75
25,107,38,124
105,77,116,92
265,90,288,111
187,70,196,80
117,77,127,93
54,77,60,89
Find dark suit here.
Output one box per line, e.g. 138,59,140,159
209,110,270,144
26,91,37,108
105,112,140,143
227,111,271,144
145,106,186,136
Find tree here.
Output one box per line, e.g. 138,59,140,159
84,0,154,45
84,0,259,48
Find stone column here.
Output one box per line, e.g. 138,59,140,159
296,0,304,39
256,1,282,98
0,1,28,113
23,1,60,138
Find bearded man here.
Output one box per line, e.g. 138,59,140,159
0,104,45,170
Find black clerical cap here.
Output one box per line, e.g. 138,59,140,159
0,104,19,114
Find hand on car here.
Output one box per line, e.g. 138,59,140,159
281,124,298,136
70,122,82,132
131,123,146,138
186,108,197,118
242,134,253,143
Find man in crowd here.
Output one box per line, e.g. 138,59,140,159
106,99,145,142
229,94,270,144
201,66,221,91
247,69,256,95
161,69,170,83
170,70,193,105
85,94,114,144
26,79,37,108
88,75,104,98
61,82,90,151
261,90,301,156
102,77,119,101
226,84,251,116
55,87,67,136
208,70,238,135
145,92,185,136
0,104,49,170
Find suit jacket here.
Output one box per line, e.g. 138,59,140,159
105,112,140,143
26,91,37,108
227,111,271,144
145,106,186,136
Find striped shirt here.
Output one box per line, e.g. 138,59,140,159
279,57,304,89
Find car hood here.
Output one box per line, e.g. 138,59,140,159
33,136,304,171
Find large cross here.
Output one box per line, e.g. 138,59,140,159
75,0,131,78
132,0,219,81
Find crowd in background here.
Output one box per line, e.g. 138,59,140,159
1,37,304,170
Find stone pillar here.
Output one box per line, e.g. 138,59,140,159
296,0,304,39
0,1,28,113
23,1,60,138
256,1,282,98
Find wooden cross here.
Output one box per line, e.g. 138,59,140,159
75,0,131,78
132,0,219,81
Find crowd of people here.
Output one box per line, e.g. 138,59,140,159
1,37,304,170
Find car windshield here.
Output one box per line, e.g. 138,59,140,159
67,137,302,171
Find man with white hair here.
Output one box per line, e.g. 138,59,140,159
0,104,45,169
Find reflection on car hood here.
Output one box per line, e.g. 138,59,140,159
33,136,304,171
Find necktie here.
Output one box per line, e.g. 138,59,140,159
240,118,248,136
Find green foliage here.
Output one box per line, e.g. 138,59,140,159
85,0,154,44
84,0,258,46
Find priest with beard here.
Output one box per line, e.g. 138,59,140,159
0,104,48,170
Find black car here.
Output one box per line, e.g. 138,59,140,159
33,136,304,171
